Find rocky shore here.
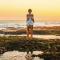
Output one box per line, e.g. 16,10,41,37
0,36,60,59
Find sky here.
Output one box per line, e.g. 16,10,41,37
0,0,60,22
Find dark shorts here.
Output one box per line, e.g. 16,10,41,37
27,25,33,31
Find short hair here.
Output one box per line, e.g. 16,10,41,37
28,9,32,12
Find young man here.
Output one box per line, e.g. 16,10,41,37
26,9,34,39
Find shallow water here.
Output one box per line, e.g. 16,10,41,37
0,51,44,60
0,34,60,39
33,57,44,60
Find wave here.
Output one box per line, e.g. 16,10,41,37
0,21,60,28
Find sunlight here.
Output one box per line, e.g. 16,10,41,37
0,0,60,21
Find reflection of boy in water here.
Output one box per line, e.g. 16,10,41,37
26,9,34,39
25,52,33,60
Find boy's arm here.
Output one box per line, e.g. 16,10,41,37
32,18,34,22
26,14,29,21
32,14,34,22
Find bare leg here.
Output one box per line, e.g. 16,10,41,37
30,29,33,39
30,26,33,39
31,30,33,38
27,30,29,37
27,26,33,39
26,26,29,39
29,29,33,39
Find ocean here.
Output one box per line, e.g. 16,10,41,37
0,20,60,28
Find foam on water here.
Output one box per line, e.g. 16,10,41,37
0,21,60,28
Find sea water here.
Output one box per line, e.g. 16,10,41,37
0,20,60,28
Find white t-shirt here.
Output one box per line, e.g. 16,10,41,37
26,18,34,26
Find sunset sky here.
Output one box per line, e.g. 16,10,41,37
0,0,60,22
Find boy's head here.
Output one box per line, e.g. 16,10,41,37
28,9,32,13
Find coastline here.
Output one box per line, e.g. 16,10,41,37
0,36,60,60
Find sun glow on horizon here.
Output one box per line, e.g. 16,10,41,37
0,0,60,21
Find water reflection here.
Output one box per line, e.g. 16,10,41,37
0,51,44,60
33,57,44,60
0,34,60,39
